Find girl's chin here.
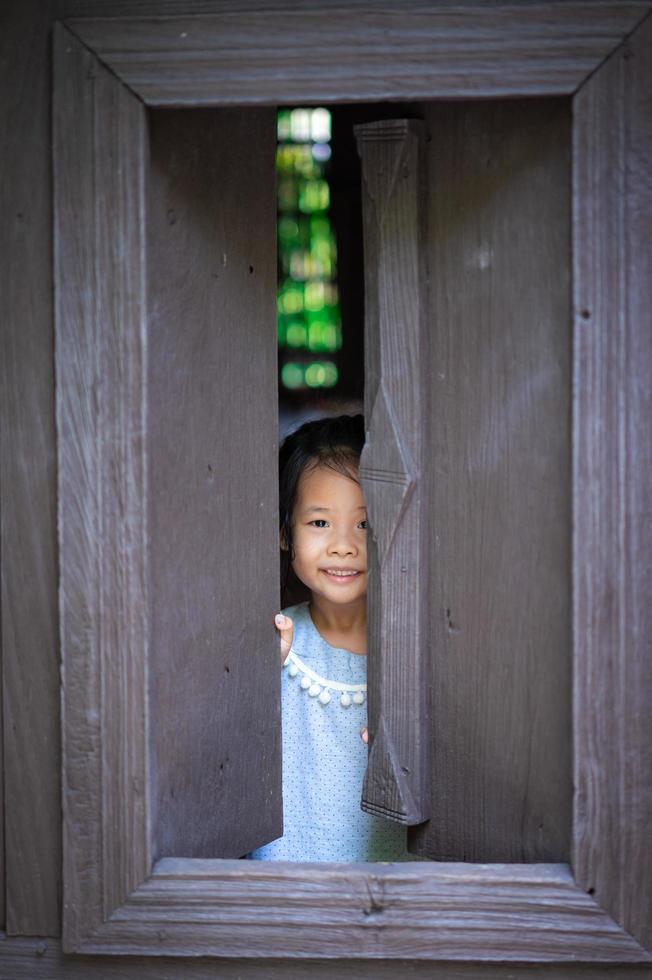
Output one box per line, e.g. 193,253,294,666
316,593,367,609
313,580,367,604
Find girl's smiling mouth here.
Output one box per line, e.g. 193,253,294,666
321,568,362,579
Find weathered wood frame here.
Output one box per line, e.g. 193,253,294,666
54,2,652,962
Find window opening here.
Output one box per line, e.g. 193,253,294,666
277,107,363,437
277,109,340,387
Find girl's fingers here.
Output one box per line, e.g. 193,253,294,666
275,613,294,664
360,727,369,744
274,613,293,639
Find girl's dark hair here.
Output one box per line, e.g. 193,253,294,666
279,414,364,591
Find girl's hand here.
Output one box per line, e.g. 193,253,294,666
360,727,368,744
275,613,294,665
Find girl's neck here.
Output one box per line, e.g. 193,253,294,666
308,595,367,655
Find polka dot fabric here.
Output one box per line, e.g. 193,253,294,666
249,602,413,862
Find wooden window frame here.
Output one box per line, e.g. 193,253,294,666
54,3,652,962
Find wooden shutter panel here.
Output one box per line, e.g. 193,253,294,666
355,120,431,826
147,109,281,858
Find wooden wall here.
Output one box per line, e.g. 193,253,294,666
411,100,572,861
2,0,651,976
147,108,282,859
1,0,62,936
5,939,652,980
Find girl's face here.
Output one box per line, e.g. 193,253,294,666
289,462,368,609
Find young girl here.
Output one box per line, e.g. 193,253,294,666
249,414,411,862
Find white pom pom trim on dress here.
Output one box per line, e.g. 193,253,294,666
283,648,366,708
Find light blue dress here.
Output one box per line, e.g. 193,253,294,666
249,602,412,862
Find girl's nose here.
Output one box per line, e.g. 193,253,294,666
327,533,356,556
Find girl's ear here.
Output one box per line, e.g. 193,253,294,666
280,528,289,551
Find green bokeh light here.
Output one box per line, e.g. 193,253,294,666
281,360,339,390
286,322,308,348
277,108,341,389
281,362,305,390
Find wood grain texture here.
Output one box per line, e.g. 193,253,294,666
58,860,649,961
0,0,62,937
0,593,3,931
5,935,652,980
147,109,281,859
25,0,652,967
356,120,429,825
572,11,652,954
409,100,573,863
56,0,652,16
64,2,652,106
54,24,150,950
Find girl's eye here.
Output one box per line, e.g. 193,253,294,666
359,520,369,530
310,519,329,528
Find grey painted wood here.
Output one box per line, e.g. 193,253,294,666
54,24,150,949
61,860,649,961
0,620,3,932
147,108,281,858
58,0,652,17
0,0,61,937
0,555,3,930
572,11,652,954
7,0,649,966
5,936,652,980
409,100,573,863
63,3,651,106
356,120,430,825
